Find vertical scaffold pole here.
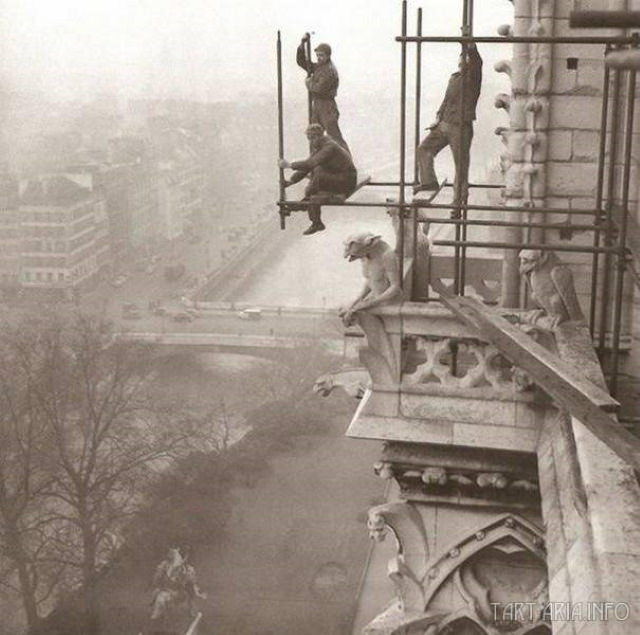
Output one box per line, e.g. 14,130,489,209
460,0,473,296
598,63,622,358
413,8,423,186
305,35,313,124
412,7,423,297
399,0,408,287
455,0,471,295
589,45,611,337
609,65,636,396
277,31,286,230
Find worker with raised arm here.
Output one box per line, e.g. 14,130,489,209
279,123,357,235
296,35,350,153
415,42,482,213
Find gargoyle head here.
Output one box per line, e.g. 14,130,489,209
519,248,546,274
343,232,382,261
367,510,388,542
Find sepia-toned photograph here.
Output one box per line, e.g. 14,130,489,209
1,0,640,633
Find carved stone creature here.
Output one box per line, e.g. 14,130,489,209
366,503,429,613
476,472,509,489
339,233,403,327
313,368,369,399
421,467,448,485
519,249,585,328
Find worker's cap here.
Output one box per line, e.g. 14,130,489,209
314,43,332,56
305,123,325,136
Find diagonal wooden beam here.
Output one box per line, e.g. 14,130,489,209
437,293,640,470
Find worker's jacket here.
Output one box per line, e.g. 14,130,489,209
296,43,339,99
436,45,483,124
289,136,356,184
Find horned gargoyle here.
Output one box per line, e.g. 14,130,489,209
339,232,403,328
519,249,585,329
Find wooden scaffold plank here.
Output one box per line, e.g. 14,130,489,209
437,293,640,471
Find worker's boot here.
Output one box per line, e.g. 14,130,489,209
303,206,326,235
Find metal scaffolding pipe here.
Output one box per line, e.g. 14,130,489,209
598,66,622,357
366,180,503,188
398,0,407,287
589,48,611,336
432,240,618,254
413,8,423,185
422,217,602,232
570,10,640,29
609,67,637,396
305,36,313,123
412,8,422,297
396,35,638,45
277,199,601,215
277,31,286,230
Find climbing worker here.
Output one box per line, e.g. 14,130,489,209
279,123,357,235
296,35,350,153
415,42,482,214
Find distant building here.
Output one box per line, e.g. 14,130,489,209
0,174,21,293
17,175,109,296
149,120,204,241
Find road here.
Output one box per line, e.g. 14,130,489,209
118,307,346,341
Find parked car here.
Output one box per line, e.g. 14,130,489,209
237,308,262,321
111,275,126,288
145,264,156,275
152,306,168,316
171,311,194,323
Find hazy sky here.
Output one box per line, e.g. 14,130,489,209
3,0,513,101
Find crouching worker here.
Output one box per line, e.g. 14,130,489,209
279,123,357,235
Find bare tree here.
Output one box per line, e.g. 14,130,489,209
0,329,65,633
1,313,192,633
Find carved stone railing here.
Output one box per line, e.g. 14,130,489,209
347,302,543,454
427,253,502,304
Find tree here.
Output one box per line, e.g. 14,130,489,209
0,327,65,633
0,313,192,633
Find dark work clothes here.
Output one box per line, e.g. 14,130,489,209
418,122,473,205
296,43,350,152
290,136,355,177
288,136,357,224
417,45,482,205
437,45,483,124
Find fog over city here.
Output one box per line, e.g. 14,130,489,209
3,0,511,100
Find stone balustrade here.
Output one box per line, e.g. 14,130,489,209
347,301,544,454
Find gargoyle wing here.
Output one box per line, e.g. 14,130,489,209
551,264,584,322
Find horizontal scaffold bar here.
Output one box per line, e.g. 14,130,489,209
277,199,602,216
570,10,640,29
367,181,503,189
424,217,602,232
395,35,639,45
432,239,620,254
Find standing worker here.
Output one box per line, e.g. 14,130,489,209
279,124,357,235
296,34,351,153
415,42,482,213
